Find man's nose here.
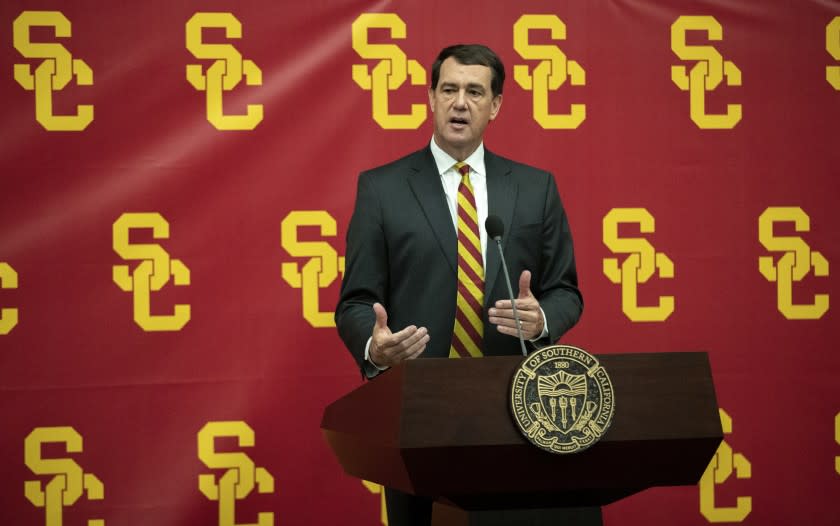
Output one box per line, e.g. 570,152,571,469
454,89,467,108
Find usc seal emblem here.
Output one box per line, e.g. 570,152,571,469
510,345,615,454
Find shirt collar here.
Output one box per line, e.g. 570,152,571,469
429,137,486,177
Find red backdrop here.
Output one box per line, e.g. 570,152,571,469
1,1,839,525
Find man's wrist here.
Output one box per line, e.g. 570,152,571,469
528,307,549,342
364,337,388,371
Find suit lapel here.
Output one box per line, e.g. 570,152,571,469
407,148,458,275
485,149,515,307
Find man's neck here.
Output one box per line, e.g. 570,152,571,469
432,135,480,162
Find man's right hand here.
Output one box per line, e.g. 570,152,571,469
369,303,429,368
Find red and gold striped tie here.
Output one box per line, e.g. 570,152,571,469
450,162,484,358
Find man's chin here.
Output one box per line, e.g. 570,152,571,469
440,132,472,148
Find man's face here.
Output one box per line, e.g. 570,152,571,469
428,57,502,160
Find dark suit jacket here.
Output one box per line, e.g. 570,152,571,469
336,146,583,377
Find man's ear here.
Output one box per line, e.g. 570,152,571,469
489,94,503,120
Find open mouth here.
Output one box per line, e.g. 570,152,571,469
449,117,469,128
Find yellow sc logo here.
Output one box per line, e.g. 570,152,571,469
362,480,388,525
112,213,191,331
699,409,751,523
281,211,346,328
828,17,840,90
198,421,274,526
758,207,829,320
835,412,840,476
352,13,427,129
603,208,674,322
0,262,19,335
186,13,263,130
13,11,94,131
513,14,585,129
671,16,741,129
25,427,104,526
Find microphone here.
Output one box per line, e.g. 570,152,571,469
485,215,528,357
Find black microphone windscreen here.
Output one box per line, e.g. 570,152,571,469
485,215,504,240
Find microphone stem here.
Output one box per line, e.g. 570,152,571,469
495,239,528,357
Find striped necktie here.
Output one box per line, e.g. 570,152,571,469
450,162,484,358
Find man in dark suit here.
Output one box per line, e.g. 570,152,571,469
335,44,583,526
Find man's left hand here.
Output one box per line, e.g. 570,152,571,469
488,270,545,340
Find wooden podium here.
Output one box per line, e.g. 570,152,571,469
321,352,722,525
